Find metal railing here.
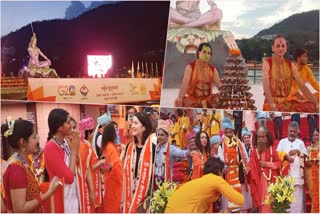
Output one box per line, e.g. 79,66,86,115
246,61,319,84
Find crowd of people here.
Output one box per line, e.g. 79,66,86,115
0,107,319,213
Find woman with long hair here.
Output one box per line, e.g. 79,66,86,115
44,108,80,212
69,117,96,213
122,112,155,213
101,123,123,212
191,131,210,179
2,119,60,212
305,128,319,213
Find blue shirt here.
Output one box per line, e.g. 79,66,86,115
155,143,188,182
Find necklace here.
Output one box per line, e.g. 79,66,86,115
53,136,64,149
256,146,272,181
15,152,36,178
53,136,71,157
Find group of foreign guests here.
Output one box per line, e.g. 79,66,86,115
1,108,319,213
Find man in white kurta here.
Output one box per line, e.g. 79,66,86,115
276,121,307,213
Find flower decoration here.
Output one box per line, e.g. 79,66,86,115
150,181,177,213
229,49,241,56
264,176,296,213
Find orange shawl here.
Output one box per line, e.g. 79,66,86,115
87,141,103,210
77,141,94,213
123,137,153,213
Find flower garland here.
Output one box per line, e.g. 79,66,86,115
309,146,319,213
256,146,272,182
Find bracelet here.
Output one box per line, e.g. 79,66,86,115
36,195,43,206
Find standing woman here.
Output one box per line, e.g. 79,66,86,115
69,117,95,213
101,123,123,212
78,117,104,212
123,112,156,213
191,131,210,179
44,108,80,213
305,128,319,213
2,119,60,212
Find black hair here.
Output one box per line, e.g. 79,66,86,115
47,108,69,141
101,123,116,150
110,121,118,127
176,108,183,117
128,106,137,113
1,119,34,150
196,42,212,59
195,131,211,158
203,157,224,176
133,112,153,145
312,128,319,143
85,129,94,141
293,48,307,62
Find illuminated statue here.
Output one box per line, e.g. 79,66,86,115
169,0,223,30
27,33,58,78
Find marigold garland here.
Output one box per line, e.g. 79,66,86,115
229,49,241,56
310,149,319,213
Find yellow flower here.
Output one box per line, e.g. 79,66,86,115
276,193,286,203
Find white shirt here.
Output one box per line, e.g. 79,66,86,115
63,140,79,213
273,112,282,117
276,138,307,185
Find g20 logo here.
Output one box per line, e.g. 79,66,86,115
58,85,76,96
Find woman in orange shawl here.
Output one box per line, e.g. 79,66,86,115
305,128,319,213
122,112,155,213
100,122,123,212
191,131,210,179
78,117,104,212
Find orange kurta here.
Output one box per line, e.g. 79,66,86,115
77,142,94,213
102,142,123,212
182,61,216,108
178,115,190,149
191,150,208,180
263,57,316,112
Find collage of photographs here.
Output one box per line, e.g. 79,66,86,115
0,0,319,213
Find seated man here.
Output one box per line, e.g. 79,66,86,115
262,35,318,112
289,48,319,101
169,0,223,30
174,42,221,108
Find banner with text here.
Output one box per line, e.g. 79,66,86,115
27,78,161,104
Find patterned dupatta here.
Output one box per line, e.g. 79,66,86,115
155,142,171,183
76,141,95,213
87,141,103,209
223,136,246,210
123,137,153,213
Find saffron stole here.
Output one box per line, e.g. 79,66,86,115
123,137,153,213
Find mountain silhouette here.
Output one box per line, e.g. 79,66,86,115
237,10,319,63
1,1,169,77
